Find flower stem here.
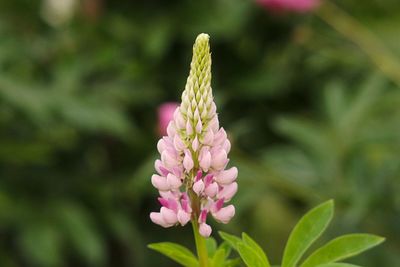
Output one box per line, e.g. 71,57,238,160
192,219,209,267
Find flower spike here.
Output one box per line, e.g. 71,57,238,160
150,33,238,237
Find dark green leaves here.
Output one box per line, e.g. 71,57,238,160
148,242,198,267
282,200,334,267
301,234,385,267
220,200,384,267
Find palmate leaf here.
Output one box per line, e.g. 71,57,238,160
281,200,334,267
148,242,198,267
301,234,385,267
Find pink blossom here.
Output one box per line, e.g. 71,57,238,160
256,0,320,13
150,34,238,238
157,102,179,136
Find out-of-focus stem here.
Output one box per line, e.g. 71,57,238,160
315,1,400,87
192,219,209,267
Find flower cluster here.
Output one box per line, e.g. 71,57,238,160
256,0,319,13
150,34,238,237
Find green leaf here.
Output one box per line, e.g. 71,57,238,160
219,231,243,250
148,242,199,267
242,233,271,267
237,242,268,267
316,264,361,267
218,241,233,259
211,247,226,267
206,237,218,257
282,200,334,267
18,223,62,267
225,258,242,267
301,234,385,267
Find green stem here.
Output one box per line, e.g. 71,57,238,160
192,219,209,267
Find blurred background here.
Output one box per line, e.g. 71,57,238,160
0,0,399,266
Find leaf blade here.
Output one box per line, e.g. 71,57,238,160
237,243,267,267
219,231,243,250
242,233,271,267
148,242,199,267
301,234,385,267
281,200,334,267
211,247,226,267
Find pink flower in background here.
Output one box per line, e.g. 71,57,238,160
256,0,320,13
158,102,179,136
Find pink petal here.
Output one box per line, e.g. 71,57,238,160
173,135,186,151
183,150,194,171
177,210,191,226
150,212,171,228
158,197,169,208
161,150,179,168
154,160,169,176
211,149,228,170
199,148,211,171
167,121,177,137
174,108,186,129
213,128,227,146
223,139,231,154
157,139,167,154
167,198,179,212
195,119,202,133
199,223,212,237
160,207,178,225
215,167,238,185
204,182,218,198
181,198,192,213
151,174,170,191
195,170,203,182
204,174,214,187
201,129,214,145
212,205,235,224
209,116,219,133
192,136,199,151
211,198,225,213
186,120,193,135
193,180,205,196
217,182,238,201
208,103,217,119
199,209,208,224
167,173,182,190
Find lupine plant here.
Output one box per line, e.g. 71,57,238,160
148,33,384,267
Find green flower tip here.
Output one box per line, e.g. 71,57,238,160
195,33,210,45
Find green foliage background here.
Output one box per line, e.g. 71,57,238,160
0,0,399,266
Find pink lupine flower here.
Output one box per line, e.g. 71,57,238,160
256,0,320,13
150,33,238,237
157,102,179,136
